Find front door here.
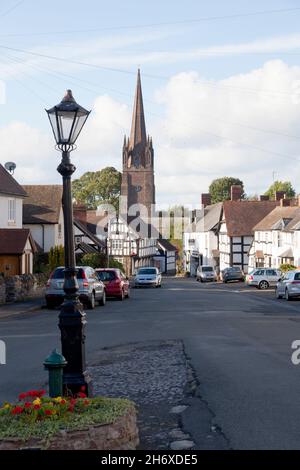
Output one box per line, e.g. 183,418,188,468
0,256,20,277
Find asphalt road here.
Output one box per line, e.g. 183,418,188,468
1,277,300,449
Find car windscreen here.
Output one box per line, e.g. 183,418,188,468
201,267,213,272
52,268,85,279
97,271,116,281
138,269,157,275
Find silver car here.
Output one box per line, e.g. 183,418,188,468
45,266,106,309
134,267,162,288
276,270,300,300
246,268,281,289
196,265,217,282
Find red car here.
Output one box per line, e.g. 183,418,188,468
95,269,130,301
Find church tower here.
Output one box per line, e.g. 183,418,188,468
121,70,155,217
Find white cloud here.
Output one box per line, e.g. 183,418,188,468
2,60,300,206
153,60,300,204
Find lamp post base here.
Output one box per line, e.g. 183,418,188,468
63,371,93,397
59,295,93,397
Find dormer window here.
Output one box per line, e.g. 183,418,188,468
8,199,16,225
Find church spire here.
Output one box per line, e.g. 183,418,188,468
129,69,147,150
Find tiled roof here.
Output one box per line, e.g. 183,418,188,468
157,239,177,252
0,164,27,197
0,229,36,254
223,200,279,237
253,206,300,231
74,219,105,249
23,185,63,224
202,203,222,232
76,242,99,254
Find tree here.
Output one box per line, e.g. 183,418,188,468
264,181,296,199
209,177,245,204
73,167,122,210
48,246,64,272
79,253,124,271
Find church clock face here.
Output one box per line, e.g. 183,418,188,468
133,155,140,168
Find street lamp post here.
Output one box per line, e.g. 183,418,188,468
46,90,92,396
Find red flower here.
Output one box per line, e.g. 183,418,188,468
70,398,77,406
34,404,41,410
60,399,67,405
38,390,46,398
11,406,23,415
44,409,53,416
24,402,32,409
18,393,27,401
83,400,90,406
68,405,74,413
80,386,86,392
78,392,87,398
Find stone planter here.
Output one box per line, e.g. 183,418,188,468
0,409,139,450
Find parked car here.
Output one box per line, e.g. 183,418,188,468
221,267,244,283
45,266,106,309
96,268,130,300
134,267,162,288
196,265,217,282
276,270,300,300
246,268,281,289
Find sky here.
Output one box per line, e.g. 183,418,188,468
1,0,300,207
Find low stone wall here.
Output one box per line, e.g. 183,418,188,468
0,273,47,304
0,409,139,450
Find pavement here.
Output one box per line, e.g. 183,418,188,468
1,278,300,449
0,297,44,319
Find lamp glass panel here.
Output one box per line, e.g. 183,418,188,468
57,110,76,144
48,112,59,143
70,114,88,144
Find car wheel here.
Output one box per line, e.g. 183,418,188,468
285,289,292,301
276,289,282,299
126,289,130,299
119,290,125,301
99,290,106,306
259,280,269,290
88,292,96,309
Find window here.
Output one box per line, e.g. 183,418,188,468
266,270,277,276
112,240,123,250
254,270,265,276
8,199,16,223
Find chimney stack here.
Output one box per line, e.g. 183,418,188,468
275,191,286,201
201,193,211,208
73,203,87,226
260,195,269,201
231,185,243,201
